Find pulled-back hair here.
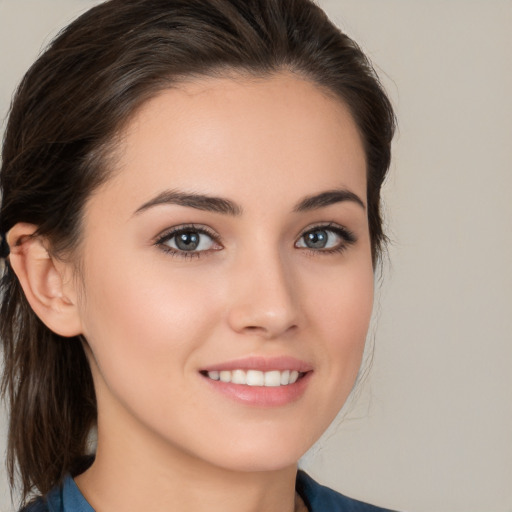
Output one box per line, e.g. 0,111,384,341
0,0,395,503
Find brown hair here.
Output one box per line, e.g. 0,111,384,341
0,0,395,504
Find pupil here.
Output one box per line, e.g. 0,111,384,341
176,232,199,251
306,230,327,249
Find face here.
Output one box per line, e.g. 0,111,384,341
74,73,373,473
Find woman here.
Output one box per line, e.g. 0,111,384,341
0,0,396,511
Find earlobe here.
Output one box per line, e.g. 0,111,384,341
6,223,83,337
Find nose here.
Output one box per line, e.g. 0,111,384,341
226,248,300,339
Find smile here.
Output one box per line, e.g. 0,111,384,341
200,357,312,406
205,369,302,387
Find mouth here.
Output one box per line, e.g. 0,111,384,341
199,357,312,407
200,369,306,387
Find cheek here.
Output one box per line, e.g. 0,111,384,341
306,253,374,338
83,251,213,332
77,256,220,399
304,256,374,391
324,272,374,345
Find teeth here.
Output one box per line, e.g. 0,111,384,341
206,369,303,387
246,370,264,386
219,370,231,383
231,369,246,385
264,370,281,387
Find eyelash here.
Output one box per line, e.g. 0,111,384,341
299,223,357,256
154,222,356,259
154,224,221,260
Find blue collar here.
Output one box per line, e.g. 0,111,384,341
39,470,394,512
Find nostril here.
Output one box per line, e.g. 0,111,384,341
227,293,300,338
241,323,298,338
242,325,269,336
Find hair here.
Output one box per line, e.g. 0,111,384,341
0,0,395,504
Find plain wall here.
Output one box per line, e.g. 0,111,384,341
1,1,511,511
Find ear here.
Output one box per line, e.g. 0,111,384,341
6,223,83,337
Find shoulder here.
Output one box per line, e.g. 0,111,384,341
19,499,49,512
296,470,399,512
18,479,64,512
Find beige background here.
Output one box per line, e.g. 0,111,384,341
1,1,511,511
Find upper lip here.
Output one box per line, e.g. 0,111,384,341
200,356,313,373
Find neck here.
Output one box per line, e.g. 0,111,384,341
75,416,300,512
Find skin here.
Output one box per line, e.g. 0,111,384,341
11,72,373,512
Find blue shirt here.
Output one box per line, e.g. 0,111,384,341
22,471,397,511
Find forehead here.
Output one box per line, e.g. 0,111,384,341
95,72,366,217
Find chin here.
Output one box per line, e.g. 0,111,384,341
196,431,316,474
215,452,301,473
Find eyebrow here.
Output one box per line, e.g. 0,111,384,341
134,187,365,216
293,189,366,212
134,190,243,216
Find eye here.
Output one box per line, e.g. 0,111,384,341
295,224,356,252
155,225,221,257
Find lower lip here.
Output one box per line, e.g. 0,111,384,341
201,372,312,407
